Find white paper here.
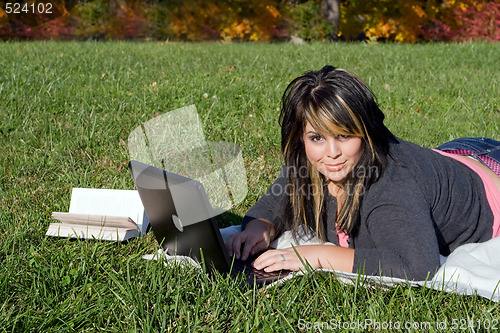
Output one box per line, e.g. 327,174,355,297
68,188,148,234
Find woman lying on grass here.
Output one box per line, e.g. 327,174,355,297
225,65,500,280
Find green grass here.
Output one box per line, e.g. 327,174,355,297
1,41,499,332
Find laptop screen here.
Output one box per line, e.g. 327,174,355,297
128,160,231,273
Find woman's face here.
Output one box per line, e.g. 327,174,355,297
303,122,363,186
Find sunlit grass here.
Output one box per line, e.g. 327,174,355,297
0,40,499,331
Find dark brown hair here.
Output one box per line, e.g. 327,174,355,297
279,66,395,239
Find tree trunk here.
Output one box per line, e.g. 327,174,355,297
321,0,340,40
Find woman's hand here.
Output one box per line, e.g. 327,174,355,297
225,218,276,261
252,245,355,273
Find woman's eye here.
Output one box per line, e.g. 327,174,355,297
309,135,323,142
337,135,351,141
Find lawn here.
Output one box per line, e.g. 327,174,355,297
0,41,499,332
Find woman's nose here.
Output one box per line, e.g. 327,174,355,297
326,139,341,158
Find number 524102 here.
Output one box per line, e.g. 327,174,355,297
5,2,53,14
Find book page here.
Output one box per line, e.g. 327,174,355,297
68,188,147,234
51,212,138,229
46,223,140,241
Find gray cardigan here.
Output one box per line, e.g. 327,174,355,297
242,138,494,280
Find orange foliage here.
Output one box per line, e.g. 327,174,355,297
0,7,7,20
340,0,499,42
110,2,147,39
0,0,497,42
340,0,436,42
164,1,284,41
420,0,500,41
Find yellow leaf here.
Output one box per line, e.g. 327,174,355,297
412,5,426,18
266,5,280,18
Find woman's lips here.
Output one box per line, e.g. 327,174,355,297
325,161,346,172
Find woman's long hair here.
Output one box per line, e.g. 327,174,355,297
279,66,395,240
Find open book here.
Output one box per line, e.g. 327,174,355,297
46,188,149,241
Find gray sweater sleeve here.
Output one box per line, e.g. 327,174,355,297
353,177,441,280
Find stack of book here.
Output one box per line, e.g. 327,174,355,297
46,188,149,241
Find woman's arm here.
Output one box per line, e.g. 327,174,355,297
252,245,354,272
226,167,289,260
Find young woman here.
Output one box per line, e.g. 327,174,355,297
225,65,500,280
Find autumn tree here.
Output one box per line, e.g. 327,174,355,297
321,0,340,39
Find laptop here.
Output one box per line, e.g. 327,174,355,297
128,160,290,286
